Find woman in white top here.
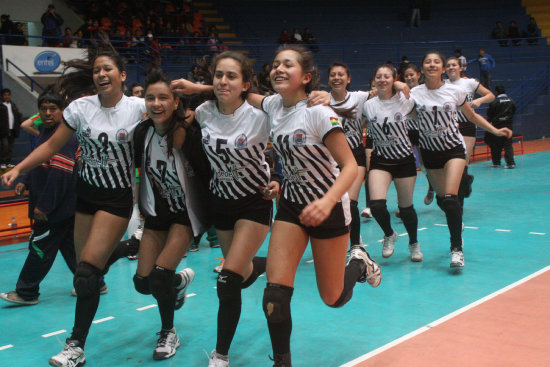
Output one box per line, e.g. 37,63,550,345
2,40,148,367
409,51,511,268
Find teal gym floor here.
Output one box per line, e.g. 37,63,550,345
1,151,549,366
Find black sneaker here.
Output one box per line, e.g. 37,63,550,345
270,352,292,367
188,242,199,252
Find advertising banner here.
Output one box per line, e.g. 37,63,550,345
2,45,85,76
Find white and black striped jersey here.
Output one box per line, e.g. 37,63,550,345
409,83,466,151
330,91,370,150
362,92,415,160
262,94,346,205
63,95,146,189
445,78,479,123
195,100,271,200
145,133,186,213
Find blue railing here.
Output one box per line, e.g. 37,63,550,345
508,64,550,113
5,59,45,93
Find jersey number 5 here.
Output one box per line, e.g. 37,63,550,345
216,139,231,164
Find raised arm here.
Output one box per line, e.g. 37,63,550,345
171,78,213,95
470,83,495,108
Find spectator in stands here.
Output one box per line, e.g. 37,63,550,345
291,28,303,43
73,30,84,48
146,32,161,59
507,20,521,46
525,17,540,45
410,0,421,27
0,89,79,306
10,22,26,46
41,4,64,47
1,14,14,37
278,28,291,44
302,27,318,52
187,64,206,84
455,49,467,72
398,55,411,77
491,21,508,47
76,18,93,44
206,31,221,55
471,48,495,89
129,83,144,98
62,27,77,48
0,88,22,169
486,85,516,168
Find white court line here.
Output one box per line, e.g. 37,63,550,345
529,232,546,235
92,316,114,324
186,293,196,298
495,229,511,232
306,259,314,263
377,239,383,243
398,233,408,237
339,265,550,367
41,330,66,338
259,274,265,278
434,224,447,227
464,226,478,229
418,227,428,231
137,304,157,311
0,345,13,351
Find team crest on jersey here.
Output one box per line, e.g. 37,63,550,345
235,134,248,150
394,112,402,122
443,102,452,112
116,129,129,143
293,129,307,145
81,127,91,138
330,117,340,127
202,132,210,145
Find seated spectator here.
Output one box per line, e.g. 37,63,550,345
133,28,145,42
398,55,411,77
507,20,521,46
206,31,220,55
145,32,161,58
76,18,93,44
278,28,291,44
491,21,508,47
291,28,303,43
302,27,318,52
72,29,84,48
10,22,26,46
1,14,15,38
525,17,540,45
187,65,205,84
62,27,76,48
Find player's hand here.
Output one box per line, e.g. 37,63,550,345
1,168,20,188
497,127,513,138
259,181,280,200
469,100,481,109
299,197,335,227
33,208,48,222
394,81,410,99
307,90,331,107
171,78,198,95
14,182,26,196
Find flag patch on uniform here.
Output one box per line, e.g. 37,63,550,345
330,117,339,126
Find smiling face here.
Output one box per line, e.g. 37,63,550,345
422,53,445,81
92,56,126,97
374,66,395,96
270,49,311,96
403,67,420,88
328,65,350,93
212,57,249,108
39,102,63,128
445,58,462,81
144,81,179,127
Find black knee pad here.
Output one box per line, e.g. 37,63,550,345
441,195,461,217
149,265,175,302
73,262,101,298
369,199,387,218
217,269,243,303
241,257,266,289
133,274,151,295
263,283,293,324
398,205,417,221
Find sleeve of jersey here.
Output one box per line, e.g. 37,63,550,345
456,89,467,107
470,79,480,93
400,93,416,116
62,102,78,131
261,94,278,115
310,107,344,143
194,103,207,128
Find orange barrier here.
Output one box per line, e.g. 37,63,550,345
0,199,32,239
472,136,524,161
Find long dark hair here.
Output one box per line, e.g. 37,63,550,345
144,68,189,152
210,51,257,100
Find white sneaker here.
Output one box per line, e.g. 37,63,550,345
408,242,423,262
175,268,195,310
450,250,464,268
360,207,372,218
382,231,398,258
71,284,108,297
153,328,180,360
208,350,230,367
348,245,382,287
49,340,86,367
213,257,224,273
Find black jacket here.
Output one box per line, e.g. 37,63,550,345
0,100,22,137
487,94,516,130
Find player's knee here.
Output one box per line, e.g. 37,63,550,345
398,205,417,222
441,195,460,216
369,199,387,218
241,257,266,289
217,269,243,303
263,283,293,323
73,262,101,298
149,266,175,301
133,274,151,295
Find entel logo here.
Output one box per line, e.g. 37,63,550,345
34,51,61,73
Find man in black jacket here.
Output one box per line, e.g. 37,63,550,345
0,88,22,169
486,85,517,168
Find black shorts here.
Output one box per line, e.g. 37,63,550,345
352,146,367,167
459,120,477,138
365,136,374,149
275,197,349,239
369,155,417,179
76,179,133,218
212,193,273,231
144,210,191,231
420,145,466,170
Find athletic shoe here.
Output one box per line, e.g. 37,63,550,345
209,241,221,248
270,352,292,367
213,258,224,273
153,328,180,360
188,242,199,252
424,190,434,205
49,340,85,367
348,245,381,287
0,164,6,170
71,284,108,297
120,236,140,258
504,164,516,169
464,174,474,198
491,164,501,168
360,207,372,218
450,250,464,268
0,291,38,305
175,268,195,310
408,243,423,262
208,350,229,367
382,231,398,258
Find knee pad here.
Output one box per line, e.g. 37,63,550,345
398,205,417,222
436,195,444,211
149,265,175,301
369,199,387,218
441,195,461,217
217,269,243,303
73,262,101,298
263,283,293,324
133,274,151,295
241,257,266,289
